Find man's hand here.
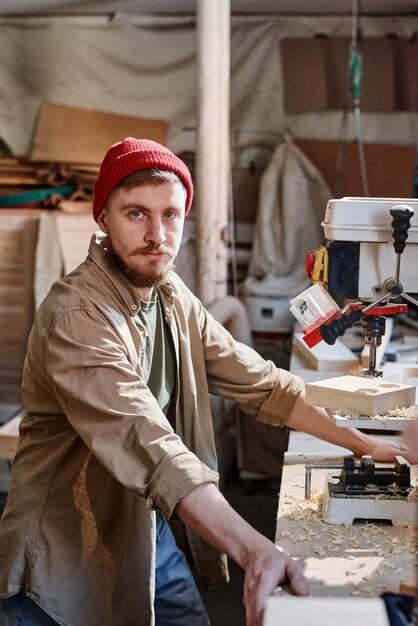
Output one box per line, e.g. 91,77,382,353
243,543,308,626
286,393,418,464
366,435,418,465
175,483,308,626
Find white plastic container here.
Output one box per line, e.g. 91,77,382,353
289,284,340,334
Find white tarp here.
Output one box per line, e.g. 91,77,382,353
0,14,417,156
244,137,331,297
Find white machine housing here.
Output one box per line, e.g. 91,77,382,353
322,197,418,300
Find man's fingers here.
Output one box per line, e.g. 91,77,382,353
285,558,309,596
244,557,309,626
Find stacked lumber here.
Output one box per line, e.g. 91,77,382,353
0,102,170,213
0,103,171,401
0,209,98,403
0,154,96,212
0,210,40,403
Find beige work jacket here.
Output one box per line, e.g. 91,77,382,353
0,234,303,626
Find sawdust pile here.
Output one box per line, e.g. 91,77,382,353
330,405,418,421
277,485,417,597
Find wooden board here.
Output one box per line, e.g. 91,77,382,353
31,102,169,164
264,597,390,626
304,375,416,416
292,332,359,373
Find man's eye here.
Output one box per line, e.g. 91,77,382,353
165,211,176,219
131,211,142,218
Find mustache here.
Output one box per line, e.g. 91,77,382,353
135,243,173,255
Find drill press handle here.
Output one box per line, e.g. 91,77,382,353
390,205,414,254
319,309,363,345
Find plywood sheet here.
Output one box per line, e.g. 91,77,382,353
305,374,416,416
31,102,169,164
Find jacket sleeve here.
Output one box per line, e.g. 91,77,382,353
197,302,304,425
44,308,218,518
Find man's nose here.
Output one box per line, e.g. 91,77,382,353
145,217,166,245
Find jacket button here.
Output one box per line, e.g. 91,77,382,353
131,304,137,311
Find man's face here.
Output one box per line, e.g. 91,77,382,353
97,181,186,289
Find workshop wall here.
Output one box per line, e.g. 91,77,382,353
0,14,417,163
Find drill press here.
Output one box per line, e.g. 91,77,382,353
290,197,418,524
312,198,417,377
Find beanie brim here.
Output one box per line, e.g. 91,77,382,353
92,139,193,222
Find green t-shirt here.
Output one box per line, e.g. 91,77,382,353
136,295,176,424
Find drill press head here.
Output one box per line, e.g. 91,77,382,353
290,198,418,376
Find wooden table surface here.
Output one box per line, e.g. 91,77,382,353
275,463,417,598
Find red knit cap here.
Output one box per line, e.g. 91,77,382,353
92,137,193,222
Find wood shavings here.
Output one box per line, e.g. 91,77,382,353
314,548,327,557
362,588,374,597
330,405,418,421
277,464,417,597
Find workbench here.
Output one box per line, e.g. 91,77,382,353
279,333,417,599
275,462,417,598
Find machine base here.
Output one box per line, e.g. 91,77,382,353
322,473,417,526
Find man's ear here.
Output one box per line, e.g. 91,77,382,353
97,207,108,233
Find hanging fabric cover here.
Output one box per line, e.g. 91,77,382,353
243,136,332,298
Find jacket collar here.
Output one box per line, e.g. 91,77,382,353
88,233,174,317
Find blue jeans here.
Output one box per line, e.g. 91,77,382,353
0,515,210,626
0,593,58,625
154,513,210,626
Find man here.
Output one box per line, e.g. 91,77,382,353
0,138,414,626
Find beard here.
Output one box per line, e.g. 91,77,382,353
106,237,175,289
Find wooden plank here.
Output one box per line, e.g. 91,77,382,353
305,375,416,416
264,597,390,626
31,102,169,164
293,332,359,372
0,175,40,186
